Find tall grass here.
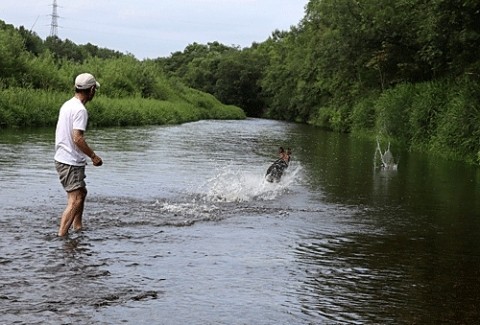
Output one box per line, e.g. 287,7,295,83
0,87,245,129
0,88,65,127
309,103,352,133
310,76,480,164
374,83,416,145
429,77,480,163
350,94,378,134
364,77,480,164
408,80,448,149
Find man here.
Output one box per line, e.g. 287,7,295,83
54,73,103,237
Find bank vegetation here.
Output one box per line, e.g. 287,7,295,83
2,0,480,164
159,0,480,164
0,21,245,129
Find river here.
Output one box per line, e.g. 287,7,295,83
1,118,480,324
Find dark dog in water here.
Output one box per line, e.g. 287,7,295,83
266,147,291,182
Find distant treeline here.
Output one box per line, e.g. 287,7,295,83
0,20,245,129
2,0,480,164
157,0,480,164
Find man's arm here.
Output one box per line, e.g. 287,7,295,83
73,129,103,166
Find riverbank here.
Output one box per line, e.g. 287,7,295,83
308,76,480,165
0,87,245,129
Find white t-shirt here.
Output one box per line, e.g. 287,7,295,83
54,97,89,166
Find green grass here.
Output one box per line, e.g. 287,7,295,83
0,87,245,129
308,76,480,165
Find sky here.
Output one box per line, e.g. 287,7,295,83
1,0,308,59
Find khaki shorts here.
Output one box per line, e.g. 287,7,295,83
55,161,86,192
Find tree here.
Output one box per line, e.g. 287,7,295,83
215,49,266,117
17,26,44,56
0,27,29,87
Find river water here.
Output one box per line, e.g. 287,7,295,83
1,118,480,324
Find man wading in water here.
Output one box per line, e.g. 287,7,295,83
54,73,103,237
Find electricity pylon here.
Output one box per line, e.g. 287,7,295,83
49,0,59,37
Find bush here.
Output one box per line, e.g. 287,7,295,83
0,88,64,127
0,87,245,129
351,95,377,133
374,83,416,144
431,77,480,163
409,79,449,149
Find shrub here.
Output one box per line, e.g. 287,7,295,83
374,83,416,144
351,96,377,133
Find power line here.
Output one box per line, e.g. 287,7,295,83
49,0,59,37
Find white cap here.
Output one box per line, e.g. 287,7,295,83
75,73,100,89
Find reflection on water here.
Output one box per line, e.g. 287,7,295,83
1,119,480,324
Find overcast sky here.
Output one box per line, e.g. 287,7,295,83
1,0,308,59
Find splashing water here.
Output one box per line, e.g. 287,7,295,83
198,164,301,203
375,139,398,170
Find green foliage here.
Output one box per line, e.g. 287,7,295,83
0,26,29,87
80,56,140,98
350,95,378,133
350,77,480,163
261,29,311,122
160,42,265,116
24,51,69,90
310,104,351,133
0,19,245,129
3,0,480,165
0,87,244,129
214,50,266,117
43,36,124,63
415,0,480,77
87,87,244,127
408,79,449,147
374,83,416,144
430,77,480,163
0,88,65,127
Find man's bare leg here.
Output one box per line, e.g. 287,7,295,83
58,188,87,237
72,190,86,232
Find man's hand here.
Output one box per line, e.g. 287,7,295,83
91,154,103,167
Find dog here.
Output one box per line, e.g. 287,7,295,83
265,147,291,183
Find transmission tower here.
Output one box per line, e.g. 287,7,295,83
49,0,59,37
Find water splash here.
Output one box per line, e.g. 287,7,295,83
157,201,221,224
198,164,301,203
375,139,398,170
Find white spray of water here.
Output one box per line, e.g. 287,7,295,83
149,164,302,223
199,164,302,203
375,139,398,170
